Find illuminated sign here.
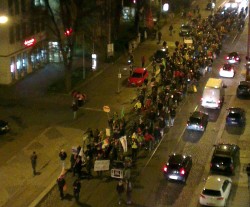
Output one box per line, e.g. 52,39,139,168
24,38,36,47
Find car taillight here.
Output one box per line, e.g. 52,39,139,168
200,125,204,129
201,97,203,101
200,194,206,198
180,168,185,175
218,100,221,104
236,57,239,60
230,69,233,72
220,68,223,71
226,56,229,60
217,197,224,200
163,166,167,172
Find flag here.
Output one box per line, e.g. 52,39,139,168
119,136,127,152
121,106,125,118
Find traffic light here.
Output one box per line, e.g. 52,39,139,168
64,28,73,36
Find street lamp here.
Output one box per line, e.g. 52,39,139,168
0,15,8,24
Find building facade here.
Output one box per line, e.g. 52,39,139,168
0,0,61,85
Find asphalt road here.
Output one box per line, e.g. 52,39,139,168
0,0,249,206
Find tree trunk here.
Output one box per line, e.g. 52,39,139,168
65,65,72,93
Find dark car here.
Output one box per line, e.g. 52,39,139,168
179,24,192,37
163,153,192,183
210,143,240,175
154,48,168,63
226,107,246,127
128,68,149,87
226,52,240,64
0,120,10,134
186,111,209,132
206,2,215,10
237,81,250,98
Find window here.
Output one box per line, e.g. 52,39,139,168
21,0,26,13
222,180,229,192
8,0,14,16
21,22,26,39
16,24,21,41
9,26,15,44
15,0,20,15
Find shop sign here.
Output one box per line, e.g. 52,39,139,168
24,38,36,47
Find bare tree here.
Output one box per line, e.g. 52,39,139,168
44,0,83,92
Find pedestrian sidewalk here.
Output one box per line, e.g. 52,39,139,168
0,126,83,207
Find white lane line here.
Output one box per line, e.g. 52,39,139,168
83,107,103,112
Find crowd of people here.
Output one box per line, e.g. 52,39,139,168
58,4,248,204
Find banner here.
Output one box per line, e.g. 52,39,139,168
94,160,110,171
119,136,127,152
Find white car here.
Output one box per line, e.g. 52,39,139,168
219,64,235,78
199,175,232,207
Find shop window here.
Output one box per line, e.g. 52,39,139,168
10,57,15,80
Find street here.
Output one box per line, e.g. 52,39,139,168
0,0,249,207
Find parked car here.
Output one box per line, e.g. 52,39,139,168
199,175,232,207
179,24,192,37
237,81,250,98
219,63,235,78
163,153,192,183
186,111,209,132
206,2,215,10
226,107,246,127
154,48,168,63
210,143,240,175
225,52,240,64
128,68,148,87
0,120,10,134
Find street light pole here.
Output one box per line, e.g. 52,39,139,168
247,1,250,58
82,33,85,79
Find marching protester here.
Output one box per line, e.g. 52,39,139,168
57,175,66,200
73,178,81,202
30,151,37,176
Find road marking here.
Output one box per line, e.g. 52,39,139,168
83,107,103,112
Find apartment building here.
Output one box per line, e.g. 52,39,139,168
0,0,61,85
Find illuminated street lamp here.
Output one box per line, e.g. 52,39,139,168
0,15,8,24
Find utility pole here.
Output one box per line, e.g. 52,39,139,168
247,1,250,58
82,33,85,79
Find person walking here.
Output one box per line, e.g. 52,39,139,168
59,149,67,169
57,175,66,200
169,107,176,127
30,151,37,176
116,179,125,205
73,178,81,202
72,100,78,120
125,179,132,205
131,137,138,161
169,24,173,36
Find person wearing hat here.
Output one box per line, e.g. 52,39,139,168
131,137,138,161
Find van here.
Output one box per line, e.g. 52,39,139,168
201,78,225,109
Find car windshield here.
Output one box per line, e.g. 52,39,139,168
132,72,143,78
228,112,241,118
223,65,232,71
238,85,249,90
168,163,181,169
190,117,201,124
202,189,221,196
212,156,231,164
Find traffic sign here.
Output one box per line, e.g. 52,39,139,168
103,105,110,113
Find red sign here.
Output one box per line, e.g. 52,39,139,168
24,38,36,47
